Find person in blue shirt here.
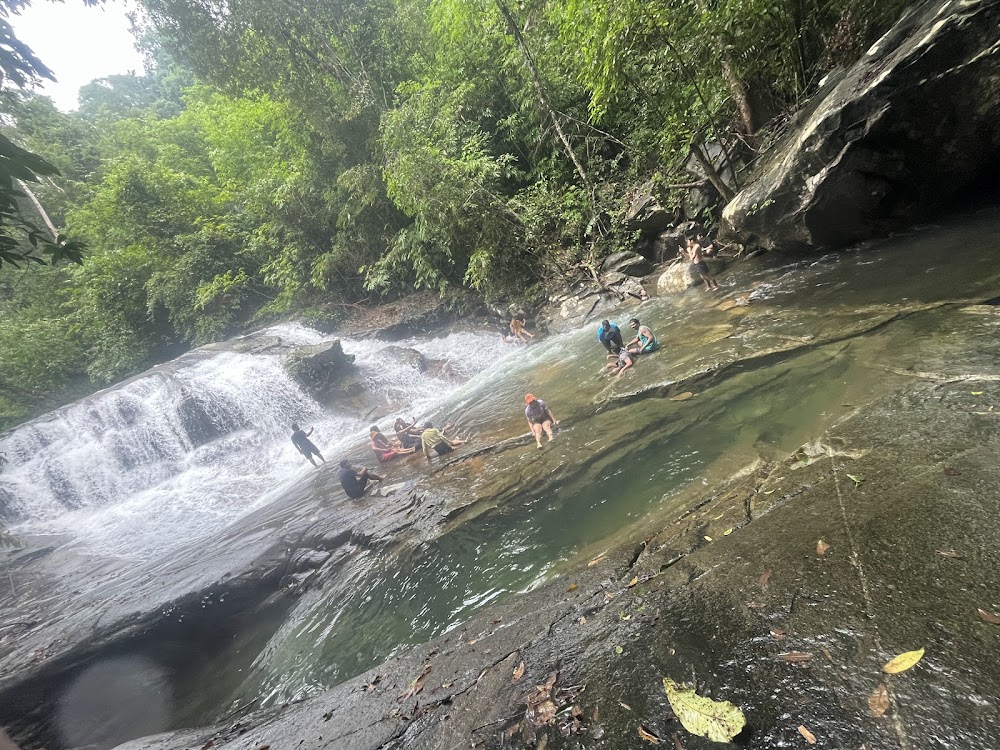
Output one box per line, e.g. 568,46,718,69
597,320,623,355
626,318,660,355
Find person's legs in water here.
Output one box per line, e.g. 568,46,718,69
541,419,555,442
530,422,544,448
313,448,326,464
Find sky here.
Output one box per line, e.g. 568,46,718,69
11,0,147,111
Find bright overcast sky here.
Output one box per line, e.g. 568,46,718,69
11,0,146,111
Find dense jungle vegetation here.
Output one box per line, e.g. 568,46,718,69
0,0,913,428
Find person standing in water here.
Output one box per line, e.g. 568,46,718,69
338,459,383,499
597,320,624,355
421,422,466,459
290,423,325,467
524,394,558,449
626,318,659,355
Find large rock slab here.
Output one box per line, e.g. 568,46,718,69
722,0,1000,251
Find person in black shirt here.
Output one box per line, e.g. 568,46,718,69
290,423,326,467
338,459,383,499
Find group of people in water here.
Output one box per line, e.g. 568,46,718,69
290,228,724,498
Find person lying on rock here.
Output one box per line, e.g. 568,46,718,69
603,345,635,379
338,459,383,499
598,319,624,355
510,316,534,342
524,393,558,449
421,422,466,459
394,417,424,449
683,237,720,291
370,425,415,462
626,318,660,355
291,423,326,467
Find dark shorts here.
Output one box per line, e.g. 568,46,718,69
399,434,420,449
528,417,550,426
342,475,370,499
694,261,710,275
434,442,454,455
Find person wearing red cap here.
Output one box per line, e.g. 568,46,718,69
524,394,558,449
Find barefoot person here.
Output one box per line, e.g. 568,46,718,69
683,237,720,291
394,417,424,449
524,394,558,449
603,345,635,379
626,318,659,355
370,425,415,462
291,423,326,467
510,316,534,342
338,459,383,499
421,422,466,459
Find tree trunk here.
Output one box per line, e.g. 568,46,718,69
690,141,735,203
722,55,755,134
16,179,58,240
494,0,595,198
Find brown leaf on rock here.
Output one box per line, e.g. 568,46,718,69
797,725,817,744
257,745,270,750
201,742,214,750
868,684,890,717
566,583,578,593
628,577,639,587
757,568,772,588
672,731,685,750
592,706,599,722
620,701,633,711
533,700,557,726
588,552,607,567
936,548,962,559
399,662,432,700
638,724,661,744
943,466,962,476
513,661,526,681
571,705,583,719
821,647,833,663
770,628,786,639
669,392,695,401
776,651,813,663
977,608,1000,625
816,540,831,556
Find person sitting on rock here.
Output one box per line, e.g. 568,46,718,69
510,316,534,342
626,318,660,355
696,230,719,257
394,417,424,449
603,345,635,379
370,425,415,462
524,394,558,449
683,237,720,291
597,320,624,356
291,423,326,467
338,459,383,499
421,422,466,459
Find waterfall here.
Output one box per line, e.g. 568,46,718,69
0,323,508,559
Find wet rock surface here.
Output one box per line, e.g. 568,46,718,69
723,0,1000,251
111,311,1000,749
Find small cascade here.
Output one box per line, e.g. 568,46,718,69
0,323,509,559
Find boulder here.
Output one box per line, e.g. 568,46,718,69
284,340,356,401
722,0,1000,251
658,263,699,293
623,182,678,233
653,228,687,263
601,250,653,277
379,346,426,373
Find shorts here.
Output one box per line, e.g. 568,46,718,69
694,261,710,275
434,442,454,455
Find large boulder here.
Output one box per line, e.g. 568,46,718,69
601,250,653,278
657,263,699,293
623,182,678,233
284,340,356,401
722,0,1000,251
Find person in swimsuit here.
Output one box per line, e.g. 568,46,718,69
602,345,635,379
421,422,467,459
597,320,624,356
524,393,558,449
510,317,534,342
290,423,326,467
370,425,415,462
338,459,383,499
626,318,660,355
393,417,424,449
683,237,720,291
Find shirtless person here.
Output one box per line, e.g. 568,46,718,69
510,316,534,342
683,237,720,291
338,459,383,499
290,423,326,467
626,318,659,355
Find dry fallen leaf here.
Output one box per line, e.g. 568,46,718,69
628,577,639,587
704,535,713,542
943,466,962,476
723,527,734,536
620,701,633,711
769,627,786,639
977,608,1000,625
868,684,890,717
971,391,984,395
638,724,661,744
669,392,695,401
882,647,924,674
566,583,578,593
662,678,746,743
797,725,817,744
588,552,607,567
816,540,831,556
513,661,525,681
820,647,833,663
936,548,962,559
579,616,587,625
757,568,773,588
776,651,813,663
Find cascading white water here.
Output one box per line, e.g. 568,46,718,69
0,323,509,559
